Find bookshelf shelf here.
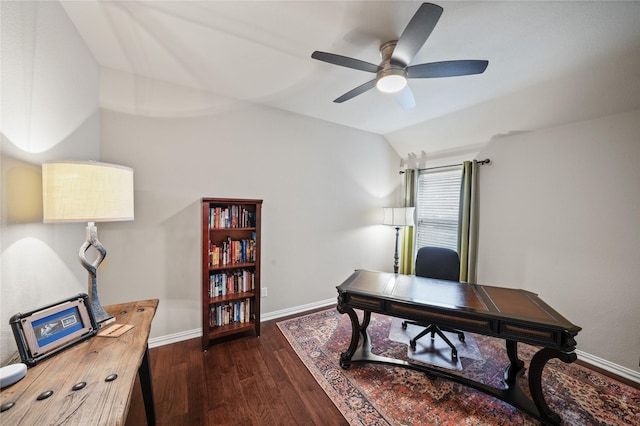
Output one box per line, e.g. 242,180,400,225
204,321,256,340
208,262,256,272
208,291,255,304
201,198,263,351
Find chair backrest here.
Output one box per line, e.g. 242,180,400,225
415,246,460,281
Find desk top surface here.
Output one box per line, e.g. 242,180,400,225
337,270,579,331
1,299,158,425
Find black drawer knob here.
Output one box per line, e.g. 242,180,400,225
36,390,53,400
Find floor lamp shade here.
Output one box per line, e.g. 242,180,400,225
42,161,134,324
42,161,134,223
382,207,415,227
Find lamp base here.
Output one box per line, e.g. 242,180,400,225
89,300,114,325
80,222,114,326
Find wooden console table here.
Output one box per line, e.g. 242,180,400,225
336,270,581,426
0,299,158,425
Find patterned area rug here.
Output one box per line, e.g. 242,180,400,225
277,308,640,425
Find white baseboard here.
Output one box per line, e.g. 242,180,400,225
260,298,336,322
148,301,640,386
576,349,640,385
148,328,201,348
148,298,336,349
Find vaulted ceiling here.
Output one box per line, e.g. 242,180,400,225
60,1,640,159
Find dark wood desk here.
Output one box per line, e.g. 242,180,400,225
336,270,581,426
0,299,158,425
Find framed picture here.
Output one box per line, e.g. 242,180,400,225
10,294,98,366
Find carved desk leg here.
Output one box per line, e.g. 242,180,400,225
529,348,577,426
359,311,372,355
505,339,526,387
337,296,361,369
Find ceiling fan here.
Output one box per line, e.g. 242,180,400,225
311,2,488,108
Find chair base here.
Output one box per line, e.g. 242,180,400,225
402,321,465,360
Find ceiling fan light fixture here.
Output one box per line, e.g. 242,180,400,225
311,3,487,105
376,69,407,93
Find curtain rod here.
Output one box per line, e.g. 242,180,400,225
399,158,490,174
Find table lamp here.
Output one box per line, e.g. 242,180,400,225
42,161,134,324
382,207,415,274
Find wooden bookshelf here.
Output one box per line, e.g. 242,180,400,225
201,198,262,350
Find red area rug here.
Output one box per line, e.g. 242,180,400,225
277,308,639,425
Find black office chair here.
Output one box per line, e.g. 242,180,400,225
402,246,465,360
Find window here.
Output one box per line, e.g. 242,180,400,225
415,166,462,252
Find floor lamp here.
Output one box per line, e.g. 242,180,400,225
382,207,415,274
42,161,134,325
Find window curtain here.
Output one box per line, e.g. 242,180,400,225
458,160,479,283
399,169,417,275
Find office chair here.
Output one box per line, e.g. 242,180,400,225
402,246,465,360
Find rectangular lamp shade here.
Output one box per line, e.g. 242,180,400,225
382,207,415,227
42,161,134,223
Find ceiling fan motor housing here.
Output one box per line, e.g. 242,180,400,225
376,41,407,93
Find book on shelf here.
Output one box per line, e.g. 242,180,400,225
209,237,256,267
209,298,252,327
209,205,256,230
209,269,255,297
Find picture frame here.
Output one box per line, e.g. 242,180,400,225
9,294,98,367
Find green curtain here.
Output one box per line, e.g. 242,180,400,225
399,169,417,275
458,160,479,283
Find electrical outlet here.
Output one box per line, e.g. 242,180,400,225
262,287,268,297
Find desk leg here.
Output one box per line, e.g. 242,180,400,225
504,340,577,426
505,339,525,387
359,311,372,355
337,302,361,369
529,347,577,426
138,345,156,426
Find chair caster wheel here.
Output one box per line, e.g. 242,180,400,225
401,322,407,330
409,341,416,351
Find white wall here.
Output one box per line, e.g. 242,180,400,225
97,79,400,340
0,1,100,363
475,110,640,373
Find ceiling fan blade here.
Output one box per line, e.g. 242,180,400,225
391,3,443,66
395,85,416,109
334,80,377,103
407,60,489,78
311,51,379,73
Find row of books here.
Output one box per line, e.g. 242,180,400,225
209,299,252,327
209,205,256,229
209,236,256,267
209,269,255,297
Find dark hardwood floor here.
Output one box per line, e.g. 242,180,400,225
126,310,348,426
